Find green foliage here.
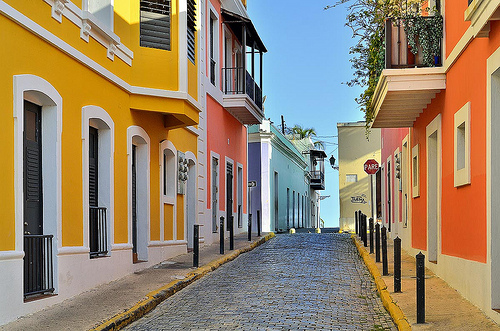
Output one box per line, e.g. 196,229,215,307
287,125,325,150
403,10,443,67
327,1,442,128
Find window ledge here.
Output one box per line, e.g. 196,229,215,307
464,0,500,38
44,0,133,65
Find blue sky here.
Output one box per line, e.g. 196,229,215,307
247,0,365,227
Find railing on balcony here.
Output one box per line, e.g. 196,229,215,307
223,67,263,110
90,206,108,258
385,17,442,69
210,59,216,86
310,171,325,184
24,234,54,298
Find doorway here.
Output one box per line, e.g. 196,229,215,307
426,115,441,263
226,163,233,231
274,172,279,232
212,157,218,233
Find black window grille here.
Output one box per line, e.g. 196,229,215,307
90,206,108,258
24,235,54,298
140,0,171,51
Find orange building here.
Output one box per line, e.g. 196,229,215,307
197,0,266,243
372,0,500,323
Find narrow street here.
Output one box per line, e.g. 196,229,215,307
125,234,395,330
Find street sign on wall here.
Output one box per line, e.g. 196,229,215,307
364,159,379,175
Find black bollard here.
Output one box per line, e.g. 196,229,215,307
416,252,425,323
193,224,199,267
355,211,359,235
375,223,381,262
382,226,388,276
229,216,234,250
220,216,224,254
363,214,368,247
369,218,374,254
257,210,261,237
248,213,252,241
394,237,401,293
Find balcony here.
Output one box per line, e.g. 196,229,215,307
465,0,500,38
222,67,263,124
371,17,446,128
221,7,266,125
309,150,327,191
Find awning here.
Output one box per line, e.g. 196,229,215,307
221,9,267,53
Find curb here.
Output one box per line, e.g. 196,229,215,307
91,233,276,331
351,235,412,331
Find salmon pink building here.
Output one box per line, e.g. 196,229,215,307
371,0,500,322
197,0,266,244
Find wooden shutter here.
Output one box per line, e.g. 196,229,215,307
140,0,171,51
187,0,196,63
89,127,98,207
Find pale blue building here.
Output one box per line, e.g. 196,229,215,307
248,120,326,232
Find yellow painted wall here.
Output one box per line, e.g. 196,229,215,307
338,124,381,231
0,0,199,250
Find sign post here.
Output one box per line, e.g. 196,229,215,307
364,159,380,221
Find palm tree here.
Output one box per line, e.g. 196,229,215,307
289,125,325,150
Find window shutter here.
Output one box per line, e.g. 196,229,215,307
140,0,171,51
187,0,196,63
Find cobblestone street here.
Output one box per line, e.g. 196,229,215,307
125,234,395,330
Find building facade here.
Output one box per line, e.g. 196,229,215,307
248,120,313,233
337,122,381,232
197,0,265,243
371,0,500,323
0,0,201,324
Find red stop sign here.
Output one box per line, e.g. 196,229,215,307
364,159,379,175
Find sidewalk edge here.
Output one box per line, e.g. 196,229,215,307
90,233,276,331
351,235,412,331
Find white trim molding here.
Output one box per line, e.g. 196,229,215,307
82,105,115,254
13,74,63,296
159,140,178,242
43,0,133,65
454,102,472,187
127,126,151,261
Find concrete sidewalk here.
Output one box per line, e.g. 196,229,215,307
1,233,273,331
353,235,500,330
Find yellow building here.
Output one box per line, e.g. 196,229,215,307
337,122,381,232
0,0,201,324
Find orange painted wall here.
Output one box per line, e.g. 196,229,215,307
407,20,500,263
206,95,247,214
445,2,470,58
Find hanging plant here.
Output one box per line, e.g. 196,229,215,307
403,10,443,67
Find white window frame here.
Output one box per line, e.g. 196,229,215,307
127,126,151,258
208,4,220,87
12,74,63,294
82,105,115,255
454,102,471,187
159,140,178,242
83,0,114,32
412,144,420,198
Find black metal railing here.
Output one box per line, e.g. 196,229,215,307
90,206,108,258
385,17,442,69
24,234,54,298
210,59,216,85
223,67,263,110
310,171,325,190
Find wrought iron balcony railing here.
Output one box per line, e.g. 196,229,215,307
223,67,263,110
310,170,325,190
90,206,108,258
24,234,54,298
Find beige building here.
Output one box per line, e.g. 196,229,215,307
337,122,381,232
